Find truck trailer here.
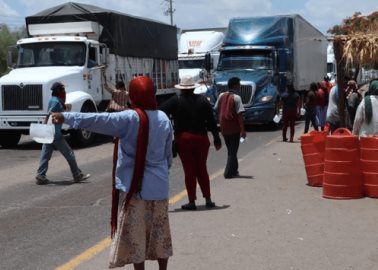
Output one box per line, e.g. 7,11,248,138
211,15,327,125
0,2,178,147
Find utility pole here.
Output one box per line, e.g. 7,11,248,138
162,0,175,25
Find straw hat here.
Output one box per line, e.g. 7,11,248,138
175,75,200,90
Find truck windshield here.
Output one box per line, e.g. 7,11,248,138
17,42,86,68
179,59,204,69
217,50,273,71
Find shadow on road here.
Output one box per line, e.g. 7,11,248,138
226,175,254,180
169,205,230,213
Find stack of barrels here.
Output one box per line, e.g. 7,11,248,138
360,136,378,197
300,131,327,187
322,128,363,199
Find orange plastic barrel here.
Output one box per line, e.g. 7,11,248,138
360,136,378,148
323,128,363,199
300,131,326,187
360,136,378,198
360,148,378,160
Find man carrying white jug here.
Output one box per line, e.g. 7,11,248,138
35,82,90,185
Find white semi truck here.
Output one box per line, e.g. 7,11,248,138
0,2,178,148
178,29,225,93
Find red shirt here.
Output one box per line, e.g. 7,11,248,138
218,93,241,135
316,88,327,107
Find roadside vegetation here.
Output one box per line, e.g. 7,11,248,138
0,24,26,76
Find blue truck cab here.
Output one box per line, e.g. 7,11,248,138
210,15,327,125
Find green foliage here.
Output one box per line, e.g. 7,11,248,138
0,24,26,76
328,11,378,35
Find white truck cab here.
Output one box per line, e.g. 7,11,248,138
178,30,225,94
0,3,178,148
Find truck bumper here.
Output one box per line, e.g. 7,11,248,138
243,105,276,125
0,115,47,130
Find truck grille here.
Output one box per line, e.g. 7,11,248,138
2,85,43,111
216,84,253,105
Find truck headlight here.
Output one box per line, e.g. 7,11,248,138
259,95,273,103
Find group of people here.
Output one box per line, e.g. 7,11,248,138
33,69,378,268
279,74,378,142
39,74,246,269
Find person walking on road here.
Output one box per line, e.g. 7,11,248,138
352,79,378,136
304,82,319,133
35,82,90,185
159,75,222,211
279,84,300,142
51,76,173,270
214,77,246,179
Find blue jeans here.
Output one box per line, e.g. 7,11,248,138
37,137,82,178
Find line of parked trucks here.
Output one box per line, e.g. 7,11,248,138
0,2,329,148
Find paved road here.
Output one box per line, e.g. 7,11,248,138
75,122,378,270
0,126,281,270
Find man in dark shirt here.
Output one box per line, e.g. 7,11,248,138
279,84,300,142
159,75,222,210
304,82,319,133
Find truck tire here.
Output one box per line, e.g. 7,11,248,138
0,131,22,148
69,103,96,147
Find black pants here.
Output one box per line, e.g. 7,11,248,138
223,133,240,178
304,109,318,133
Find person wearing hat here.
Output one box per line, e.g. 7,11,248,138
159,74,222,210
35,82,90,185
352,79,378,136
51,76,173,269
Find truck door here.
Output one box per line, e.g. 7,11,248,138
277,49,289,93
87,44,102,102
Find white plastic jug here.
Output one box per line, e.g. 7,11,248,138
273,114,281,124
30,116,55,144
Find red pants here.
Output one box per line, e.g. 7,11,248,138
175,132,211,202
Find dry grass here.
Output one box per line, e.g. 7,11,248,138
334,21,378,67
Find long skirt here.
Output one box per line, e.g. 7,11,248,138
109,197,172,268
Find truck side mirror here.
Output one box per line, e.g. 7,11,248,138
204,52,211,72
7,46,17,69
100,45,108,65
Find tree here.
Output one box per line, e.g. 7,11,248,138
328,11,378,35
0,24,26,76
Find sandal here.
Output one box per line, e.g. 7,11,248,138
181,202,197,210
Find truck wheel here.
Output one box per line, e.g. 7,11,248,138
70,103,96,147
0,131,21,148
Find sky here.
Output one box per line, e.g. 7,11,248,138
0,0,377,35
